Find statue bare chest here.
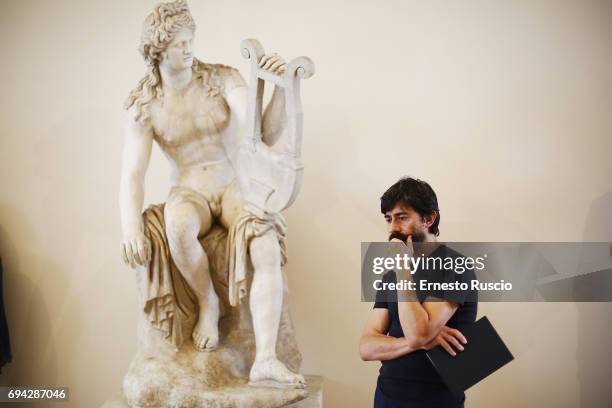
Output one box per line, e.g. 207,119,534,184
149,87,231,149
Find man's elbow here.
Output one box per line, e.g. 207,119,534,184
358,338,374,361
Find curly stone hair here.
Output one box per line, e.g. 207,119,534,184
125,0,205,123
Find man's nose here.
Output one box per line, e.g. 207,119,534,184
388,220,401,233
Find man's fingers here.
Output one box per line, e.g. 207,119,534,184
452,328,467,344
445,327,467,344
443,332,464,351
439,338,456,356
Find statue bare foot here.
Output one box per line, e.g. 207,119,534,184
248,357,306,389
192,297,219,351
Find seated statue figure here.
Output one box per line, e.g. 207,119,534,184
118,0,306,393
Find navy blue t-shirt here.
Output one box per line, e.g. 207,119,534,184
373,244,478,407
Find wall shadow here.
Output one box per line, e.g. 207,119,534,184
0,205,76,407
576,191,612,408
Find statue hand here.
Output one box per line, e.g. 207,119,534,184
259,53,286,75
120,231,151,268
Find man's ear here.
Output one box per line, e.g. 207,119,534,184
424,211,437,228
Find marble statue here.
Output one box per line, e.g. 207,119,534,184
116,1,314,406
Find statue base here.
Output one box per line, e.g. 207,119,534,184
115,211,307,408
101,375,322,408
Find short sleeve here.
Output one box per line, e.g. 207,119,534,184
373,270,397,308
374,289,388,309
421,246,478,305
440,267,471,305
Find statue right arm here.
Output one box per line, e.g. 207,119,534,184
119,108,153,268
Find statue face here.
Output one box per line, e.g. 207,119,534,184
159,28,194,71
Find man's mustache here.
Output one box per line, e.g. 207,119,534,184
388,232,408,242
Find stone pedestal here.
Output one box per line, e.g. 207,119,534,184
288,376,323,408
114,221,307,408
101,375,323,408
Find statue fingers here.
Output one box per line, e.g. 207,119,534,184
137,240,149,265
262,55,281,70
258,53,276,68
124,244,136,268
274,63,286,74
269,59,285,73
131,241,143,266
120,243,129,265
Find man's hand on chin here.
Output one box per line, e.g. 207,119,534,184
389,235,414,282
389,235,414,256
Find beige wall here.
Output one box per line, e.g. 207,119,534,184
1,0,611,406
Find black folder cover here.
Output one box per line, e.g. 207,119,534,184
426,316,513,395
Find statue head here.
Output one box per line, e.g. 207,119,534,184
139,0,196,68
125,0,198,122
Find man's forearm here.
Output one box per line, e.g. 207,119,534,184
359,333,421,361
396,269,436,347
397,301,435,348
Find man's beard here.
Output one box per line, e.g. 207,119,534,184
388,231,426,243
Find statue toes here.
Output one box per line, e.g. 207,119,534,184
204,335,219,350
193,334,218,351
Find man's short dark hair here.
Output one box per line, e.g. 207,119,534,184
380,177,441,236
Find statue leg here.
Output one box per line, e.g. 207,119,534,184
165,187,219,351
221,182,305,388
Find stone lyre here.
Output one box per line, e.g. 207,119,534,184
238,39,315,214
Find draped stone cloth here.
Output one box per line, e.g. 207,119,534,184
227,206,288,307
142,204,198,349
141,203,287,349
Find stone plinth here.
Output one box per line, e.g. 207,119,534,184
101,375,323,408
116,223,305,408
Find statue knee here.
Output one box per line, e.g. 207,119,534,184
165,206,201,248
250,231,281,272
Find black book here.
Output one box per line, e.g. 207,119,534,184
426,316,513,395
